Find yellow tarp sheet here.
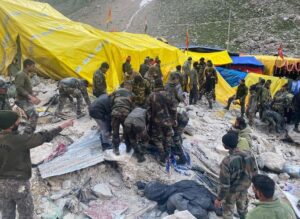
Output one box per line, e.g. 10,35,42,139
179,51,232,66
254,55,300,76
0,0,183,92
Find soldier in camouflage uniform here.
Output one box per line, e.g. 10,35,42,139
139,57,150,78
204,60,218,103
182,57,192,92
225,79,248,116
93,62,109,97
111,82,134,155
168,65,184,89
214,131,258,219
189,62,199,105
122,56,132,74
148,78,177,163
144,66,159,92
198,57,206,100
261,110,285,133
0,110,73,219
165,73,184,106
124,107,148,162
55,77,91,118
258,80,272,119
123,67,139,85
204,60,218,109
15,59,41,134
0,79,11,110
246,86,258,126
272,84,294,119
132,75,151,107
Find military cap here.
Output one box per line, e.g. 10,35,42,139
0,110,19,130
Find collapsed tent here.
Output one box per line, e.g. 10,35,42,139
0,0,183,92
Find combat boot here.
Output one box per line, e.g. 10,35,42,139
113,146,120,155
136,153,146,163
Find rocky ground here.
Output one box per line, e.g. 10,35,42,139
5,75,298,219
39,0,300,56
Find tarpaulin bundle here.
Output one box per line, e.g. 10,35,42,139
216,67,247,87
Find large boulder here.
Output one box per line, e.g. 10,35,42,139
257,152,286,173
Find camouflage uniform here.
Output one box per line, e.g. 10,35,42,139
189,68,198,105
0,79,11,110
218,149,258,219
56,78,91,116
197,61,206,100
139,63,149,78
261,110,285,133
272,90,294,120
144,66,158,92
111,88,134,154
0,126,63,219
122,61,131,74
258,85,272,119
182,60,192,92
148,86,177,162
226,83,248,116
172,111,189,164
246,90,258,126
15,71,38,134
124,107,148,162
168,70,184,89
204,65,218,102
132,77,151,107
93,69,107,97
165,81,184,107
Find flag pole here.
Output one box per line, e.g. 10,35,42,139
226,9,231,51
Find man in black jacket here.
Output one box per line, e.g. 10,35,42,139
89,94,112,150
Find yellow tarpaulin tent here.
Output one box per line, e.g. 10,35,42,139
254,55,300,76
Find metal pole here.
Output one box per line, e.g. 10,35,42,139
226,9,231,51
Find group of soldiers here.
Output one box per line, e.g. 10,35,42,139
181,57,219,108
89,57,188,164
225,76,300,133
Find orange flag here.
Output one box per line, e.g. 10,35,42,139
105,8,112,24
185,29,189,51
278,44,284,59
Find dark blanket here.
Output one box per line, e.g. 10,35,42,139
144,180,218,219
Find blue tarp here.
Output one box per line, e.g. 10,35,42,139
231,56,264,67
216,67,247,87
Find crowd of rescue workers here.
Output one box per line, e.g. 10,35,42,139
0,56,299,219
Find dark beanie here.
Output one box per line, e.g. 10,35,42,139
0,110,19,129
222,131,238,149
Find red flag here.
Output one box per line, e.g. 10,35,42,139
278,44,284,59
105,8,112,24
144,16,148,33
185,30,189,51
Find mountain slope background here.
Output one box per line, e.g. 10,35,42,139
39,0,300,56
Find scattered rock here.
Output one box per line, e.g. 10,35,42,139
63,213,76,219
40,198,63,219
92,183,113,198
50,190,71,200
62,180,73,190
163,210,197,219
109,179,121,188
279,173,290,181
257,152,286,173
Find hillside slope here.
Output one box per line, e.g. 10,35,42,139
39,0,300,56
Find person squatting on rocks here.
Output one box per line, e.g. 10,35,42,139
225,79,248,117
111,81,134,155
55,77,91,119
124,107,148,162
246,174,296,219
15,59,41,134
93,62,109,97
88,93,112,150
261,109,285,133
0,110,74,219
215,131,258,219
